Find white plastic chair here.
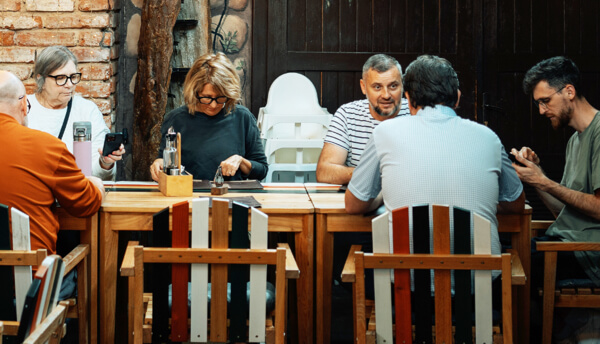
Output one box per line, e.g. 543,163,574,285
258,73,332,182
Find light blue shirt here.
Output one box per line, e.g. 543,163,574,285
349,105,523,261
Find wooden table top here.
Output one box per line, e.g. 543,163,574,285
101,182,314,214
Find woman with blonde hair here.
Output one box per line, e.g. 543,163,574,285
150,52,267,181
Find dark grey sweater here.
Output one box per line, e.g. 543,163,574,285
157,105,268,181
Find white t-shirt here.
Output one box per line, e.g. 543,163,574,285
28,94,114,180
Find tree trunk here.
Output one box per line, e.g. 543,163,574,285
132,0,181,181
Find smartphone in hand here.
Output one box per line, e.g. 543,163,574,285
102,128,128,157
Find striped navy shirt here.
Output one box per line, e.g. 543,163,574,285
324,98,410,167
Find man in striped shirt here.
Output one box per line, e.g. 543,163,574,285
316,54,410,185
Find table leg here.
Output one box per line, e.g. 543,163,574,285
316,214,334,344
294,214,314,344
80,214,98,344
515,213,531,343
99,212,118,344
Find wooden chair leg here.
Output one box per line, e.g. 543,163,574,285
77,256,89,344
542,251,557,344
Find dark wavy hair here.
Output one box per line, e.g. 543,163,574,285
403,55,459,109
522,56,583,98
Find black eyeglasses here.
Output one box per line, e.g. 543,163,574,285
196,95,228,105
533,86,564,109
47,73,82,86
18,95,30,114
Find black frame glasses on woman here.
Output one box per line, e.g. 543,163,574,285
195,95,228,105
47,73,82,86
18,95,30,114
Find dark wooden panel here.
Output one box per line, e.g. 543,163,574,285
288,0,306,51
251,0,269,115
389,1,406,52
514,0,532,53
497,0,513,54
372,0,391,52
322,0,340,52
356,0,372,51
547,0,564,54
439,0,457,54
306,0,323,51
565,0,581,53
322,72,339,114
423,0,439,52
580,1,599,54
340,0,358,52
405,0,424,52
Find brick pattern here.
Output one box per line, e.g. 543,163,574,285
0,0,117,127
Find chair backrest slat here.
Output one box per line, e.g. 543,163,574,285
413,205,433,343
432,205,452,342
473,213,493,344
454,207,474,343
230,202,250,342
171,201,189,342
248,207,269,342
190,198,209,342
151,207,170,343
371,212,393,344
210,199,229,342
0,204,15,323
391,207,411,344
11,208,32,321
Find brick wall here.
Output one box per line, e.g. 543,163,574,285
0,0,119,129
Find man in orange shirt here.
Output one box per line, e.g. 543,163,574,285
0,70,104,263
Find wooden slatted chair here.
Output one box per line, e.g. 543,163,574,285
343,205,514,344
0,254,70,344
0,204,90,344
121,198,300,344
531,220,600,344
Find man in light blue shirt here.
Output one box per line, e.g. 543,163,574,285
345,55,525,257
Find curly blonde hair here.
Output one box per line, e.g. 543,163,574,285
183,52,241,115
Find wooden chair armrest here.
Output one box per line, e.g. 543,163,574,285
0,320,19,336
531,220,554,231
62,244,89,275
506,249,526,285
341,245,362,283
536,241,600,252
277,243,300,279
23,301,69,344
120,241,140,277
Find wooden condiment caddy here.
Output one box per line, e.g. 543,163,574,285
158,133,193,196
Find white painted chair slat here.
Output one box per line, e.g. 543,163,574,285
249,208,269,342
473,213,493,344
371,212,393,344
190,198,209,343
11,208,31,320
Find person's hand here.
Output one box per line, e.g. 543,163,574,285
511,146,539,165
98,144,126,169
86,175,106,201
150,159,164,182
220,155,243,177
510,147,547,188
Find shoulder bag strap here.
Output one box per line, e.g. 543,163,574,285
57,98,73,140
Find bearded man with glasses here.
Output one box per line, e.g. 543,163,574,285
28,45,126,181
511,56,600,341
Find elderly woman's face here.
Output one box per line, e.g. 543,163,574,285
195,84,226,117
41,60,77,107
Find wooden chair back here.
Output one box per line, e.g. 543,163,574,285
121,198,299,344
0,203,90,344
345,204,513,344
533,220,600,344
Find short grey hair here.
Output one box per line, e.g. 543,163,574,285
362,54,402,79
34,46,78,93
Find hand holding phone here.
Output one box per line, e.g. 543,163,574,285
102,128,128,157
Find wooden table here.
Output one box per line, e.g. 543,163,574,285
98,184,314,344
56,208,98,344
307,184,532,344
